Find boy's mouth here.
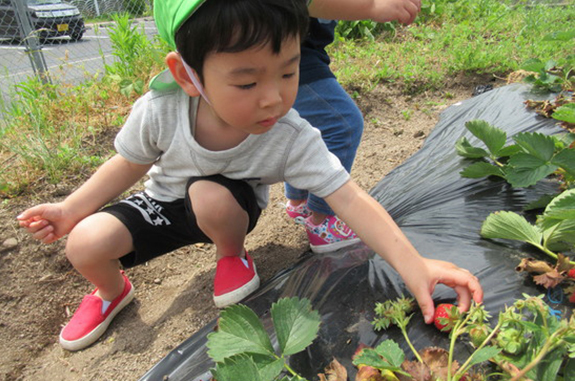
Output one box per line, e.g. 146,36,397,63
258,116,278,128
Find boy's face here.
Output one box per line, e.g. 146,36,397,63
200,37,301,135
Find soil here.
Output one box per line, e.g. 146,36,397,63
0,74,503,381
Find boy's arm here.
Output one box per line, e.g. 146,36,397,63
18,154,152,243
325,180,483,323
308,0,421,25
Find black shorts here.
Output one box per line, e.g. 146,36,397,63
103,175,261,268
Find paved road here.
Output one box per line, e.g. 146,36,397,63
0,18,157,100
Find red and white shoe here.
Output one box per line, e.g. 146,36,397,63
213,251,260,308
59,273,134,351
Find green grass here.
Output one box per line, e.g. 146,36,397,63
331,0,575,91
0,0,574,197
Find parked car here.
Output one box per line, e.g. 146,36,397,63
0,0,85,42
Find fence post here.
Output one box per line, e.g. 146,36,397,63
13,0,51,84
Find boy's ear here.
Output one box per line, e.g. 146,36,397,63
165,52,201,97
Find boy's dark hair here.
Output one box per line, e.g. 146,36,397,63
175,0,309,81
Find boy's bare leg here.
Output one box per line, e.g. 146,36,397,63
188,180,248,259
65,212,133,301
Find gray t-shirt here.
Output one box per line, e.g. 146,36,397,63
115,88,350,209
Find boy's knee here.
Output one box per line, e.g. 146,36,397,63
65,213,129,264
66,218,97,263
189,181,243,223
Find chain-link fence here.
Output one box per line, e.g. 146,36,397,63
0,0,155,102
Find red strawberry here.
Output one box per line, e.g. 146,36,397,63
568,268,575,279
433,303,459,332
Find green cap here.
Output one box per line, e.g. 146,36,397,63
150,0,207,91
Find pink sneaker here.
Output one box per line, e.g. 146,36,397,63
304,215,361,253
213,251,260,308
59,273,134,351
285,201,311,219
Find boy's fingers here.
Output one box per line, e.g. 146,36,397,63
32,225,54,241
439,270,484,311
411,285,436,324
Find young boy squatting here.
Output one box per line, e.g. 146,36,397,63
17,0,482,352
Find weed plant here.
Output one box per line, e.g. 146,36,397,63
0,16,168,196
1,0,574,197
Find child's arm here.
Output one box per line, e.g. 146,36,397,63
308,0,421,25
325,180,483,324
17,154,152,244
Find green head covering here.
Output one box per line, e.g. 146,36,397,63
150,0,207,91
154,0,207,49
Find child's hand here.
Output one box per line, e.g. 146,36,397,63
376,0,421,25
17,203,75,244
405,258,483,325
309,0,421,26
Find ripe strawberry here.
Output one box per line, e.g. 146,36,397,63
433,303,459,332
568,268,575,279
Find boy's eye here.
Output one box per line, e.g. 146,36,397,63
283,73,296,79
236,83,256,90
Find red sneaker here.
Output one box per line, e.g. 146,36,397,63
213,251,260,308
59,273,134,351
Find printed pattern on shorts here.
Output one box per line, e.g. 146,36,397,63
120,193,172,226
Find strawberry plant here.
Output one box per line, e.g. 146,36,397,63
361,295,575,381
455,120,575,189
480,188,575,265
206,297,321,381
522,30,575,130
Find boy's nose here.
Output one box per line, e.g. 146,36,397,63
259,85,282,108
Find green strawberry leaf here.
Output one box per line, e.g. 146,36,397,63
498,144,523,158
543,189,575,220
465,120,507,157
352,341,407,375
374,340,405,368
552,104,575,124
481,211,543,247
456,136,490,159
460,161,505,179
466,346,502,368
207,304,275,362
540,218,575,252
536,347,564,381
271,297,320,356
505,154,558,187
513,132,556,161
211,354,265,381
250,354,285,380
551,146,575,177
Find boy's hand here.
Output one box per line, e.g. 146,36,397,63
309,0,422,26
406,258,483,325
373,0,421,25
17,203,76,244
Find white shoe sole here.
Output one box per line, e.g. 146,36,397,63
213,273,260,308
310,237,361,254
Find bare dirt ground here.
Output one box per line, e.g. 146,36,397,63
0,74,502,381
